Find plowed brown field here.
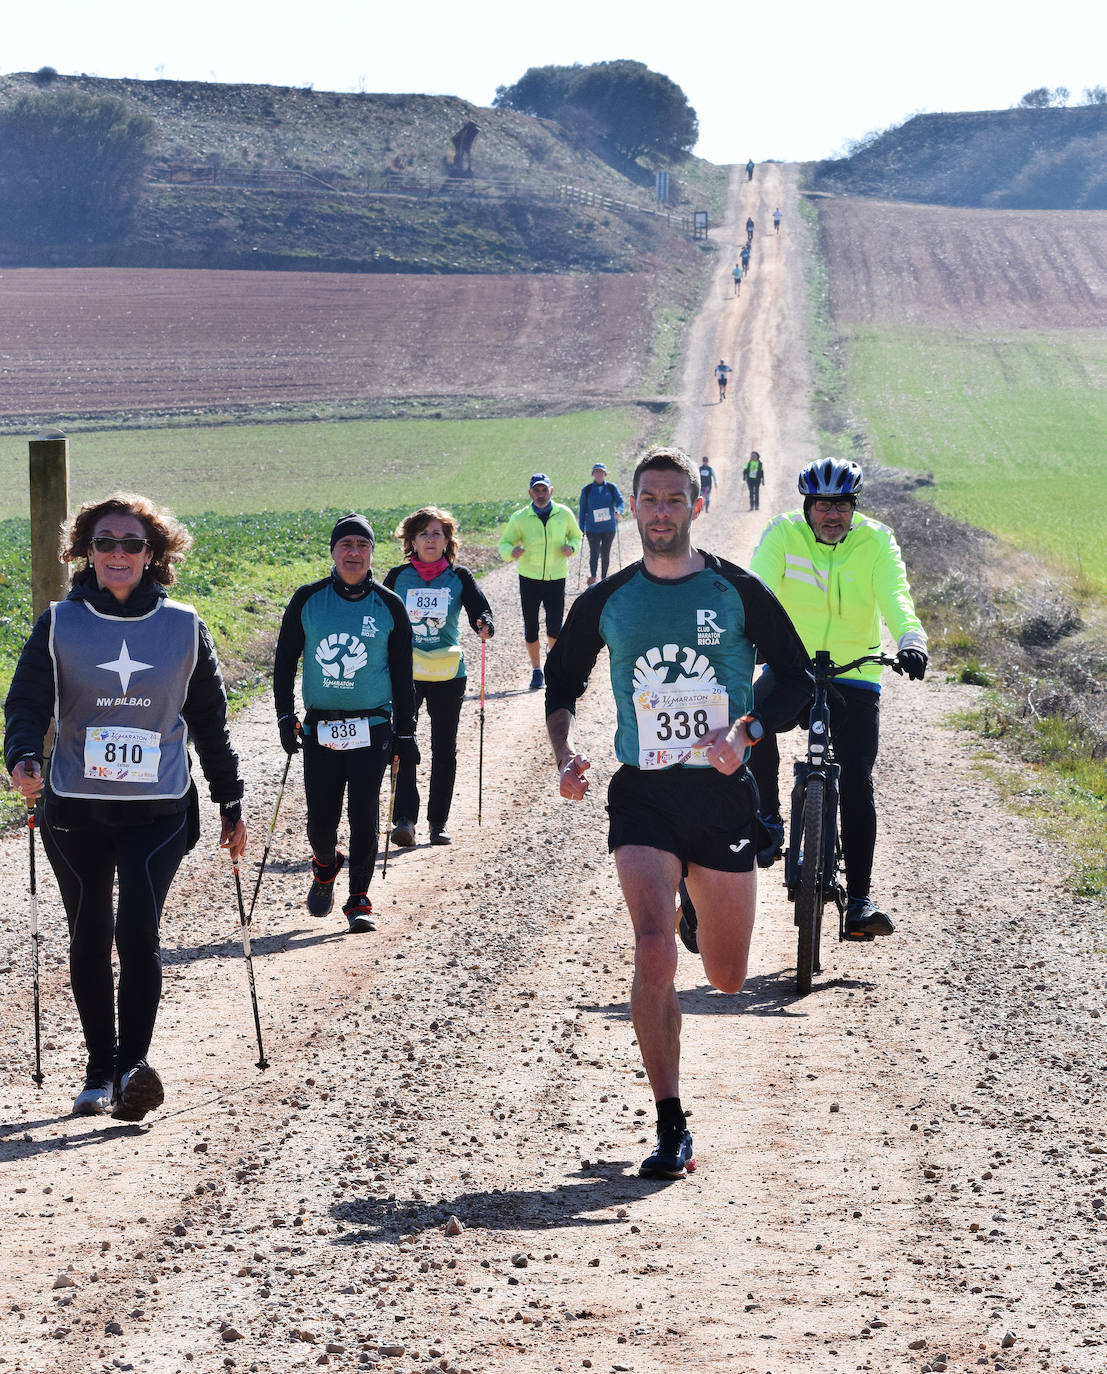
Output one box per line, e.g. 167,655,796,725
0,269,654,418
819,198,1107,328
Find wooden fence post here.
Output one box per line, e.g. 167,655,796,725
29,429,70,619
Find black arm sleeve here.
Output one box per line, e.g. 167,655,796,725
3,609,55,772
712,555,812,732
544,573,626,718
381,565,401,593
273,582,320,721
379,585,416,737
455,565,493,632
182,619,244,806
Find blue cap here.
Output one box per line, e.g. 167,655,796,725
529,473,552,488
591,463,607,472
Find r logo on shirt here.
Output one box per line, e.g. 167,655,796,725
696,608,724,647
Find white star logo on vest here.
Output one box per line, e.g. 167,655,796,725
97,640,153,694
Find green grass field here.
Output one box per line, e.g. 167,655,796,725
845,326,1107,594
0,407,650,726
0,408,644,520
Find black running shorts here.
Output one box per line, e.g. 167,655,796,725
606,763,759,873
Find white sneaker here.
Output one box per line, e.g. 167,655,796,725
72,1080,113,1116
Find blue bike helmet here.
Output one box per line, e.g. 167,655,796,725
797,457,863,499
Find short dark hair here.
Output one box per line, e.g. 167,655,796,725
632,446,701,501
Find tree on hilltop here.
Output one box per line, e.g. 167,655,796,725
0,90,155,244
494,59,698,166
1018,86,1071,108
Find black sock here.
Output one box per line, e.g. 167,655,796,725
656,1097,686,1133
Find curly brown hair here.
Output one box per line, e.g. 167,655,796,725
394,506,459,563
62,491,193,587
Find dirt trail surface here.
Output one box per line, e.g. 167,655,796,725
1,167,1105,1374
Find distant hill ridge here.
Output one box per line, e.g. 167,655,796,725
0,72,710,274
809,106,1107,209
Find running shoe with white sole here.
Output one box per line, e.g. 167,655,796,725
72,1076,113,1117
344,894,376,933
390,819,416,848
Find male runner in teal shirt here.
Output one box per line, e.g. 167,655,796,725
545,447,809,1179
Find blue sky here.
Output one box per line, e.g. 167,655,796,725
4,0,1105,164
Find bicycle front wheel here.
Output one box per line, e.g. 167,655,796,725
795,775,826,996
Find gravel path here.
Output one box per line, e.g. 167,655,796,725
0,166,1103,1374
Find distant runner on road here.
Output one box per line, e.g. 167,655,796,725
746,159,755,181
743,450,764,510
731,262,743,296
545,446,810,1179
578,462,626,585
714,359,732,402
740,243,751,273
698,457,718,511
745,216,755,246
773,207,782,233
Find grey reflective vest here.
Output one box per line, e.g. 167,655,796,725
47,597,199,800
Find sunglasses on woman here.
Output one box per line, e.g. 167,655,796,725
91,536,150,555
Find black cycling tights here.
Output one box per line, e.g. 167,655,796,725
40,809,190,1084
749,683,880,899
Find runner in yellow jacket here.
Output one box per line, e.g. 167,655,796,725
748,457,927,940
498,473,583,689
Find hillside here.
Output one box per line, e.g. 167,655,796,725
809,105,1107,208
0,73,722,273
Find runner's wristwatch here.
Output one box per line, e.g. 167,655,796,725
738,714,764,745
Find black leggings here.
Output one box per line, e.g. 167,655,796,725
749,682,880,899
302,722,390,895
394,676,467,828
40,807,190,1085
586,530,616,579
518,575,566,643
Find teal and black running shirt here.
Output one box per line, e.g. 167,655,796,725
545,553,810,770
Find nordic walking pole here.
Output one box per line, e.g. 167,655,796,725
232,857,269,1071
247,752,292,924
575,538,584,591
27,803,44,1088
615,515,623,570
478,638,487,826
381,755,398,879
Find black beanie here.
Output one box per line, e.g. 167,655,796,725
330,513,375,551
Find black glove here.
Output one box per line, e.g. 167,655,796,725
394,735,420,770
895,648,928,681
476,614,495,639
278,714,301,755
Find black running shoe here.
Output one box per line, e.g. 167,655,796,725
844,896,894,940
429,825,451,846
756,813,785,868
677,880,699,954
111,1061,164,1122
640,1125,696,1179
390,818,416,848
307,851,345,916
344,894,376,933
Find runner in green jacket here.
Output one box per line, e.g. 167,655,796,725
748,458,927,940
498,474,583,690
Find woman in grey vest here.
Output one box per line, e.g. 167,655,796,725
4,493,247,1122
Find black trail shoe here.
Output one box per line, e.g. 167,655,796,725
344,894,376,933
307,851,345,916
111,1062,165,1122
677,880,699,954
640,1125,696,1179
844,896,895,941
390,819,416,848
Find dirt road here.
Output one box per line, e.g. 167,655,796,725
1,167,1104,1374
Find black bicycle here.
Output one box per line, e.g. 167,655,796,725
786,650,898,995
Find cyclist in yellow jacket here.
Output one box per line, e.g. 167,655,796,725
498,474,583,690
747,458,927,940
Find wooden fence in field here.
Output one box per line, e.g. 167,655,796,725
146,166,696,236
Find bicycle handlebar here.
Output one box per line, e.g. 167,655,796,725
809,650,900,681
